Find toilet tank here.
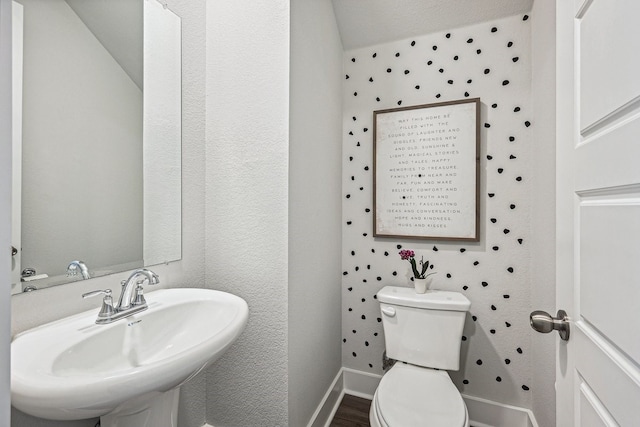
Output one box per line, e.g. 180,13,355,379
377,286,471,371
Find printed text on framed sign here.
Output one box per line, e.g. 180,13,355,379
373,98,480,241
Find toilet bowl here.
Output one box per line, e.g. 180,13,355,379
369,364,469,427
372,286,471,427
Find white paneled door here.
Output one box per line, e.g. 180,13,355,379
556,0,640,426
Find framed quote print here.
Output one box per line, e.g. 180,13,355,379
373,98,480,241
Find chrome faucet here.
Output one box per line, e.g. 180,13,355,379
82,268,159,324
117,268,160,310
67,260,90,279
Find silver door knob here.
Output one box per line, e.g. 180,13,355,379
530,309,570,341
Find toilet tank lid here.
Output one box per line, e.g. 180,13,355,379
377,286,471,311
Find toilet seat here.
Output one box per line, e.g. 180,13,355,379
372,364,468,427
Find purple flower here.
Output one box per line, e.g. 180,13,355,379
398,249,415,260
399,249,436,279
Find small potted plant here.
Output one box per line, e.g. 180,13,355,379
399,249,436,293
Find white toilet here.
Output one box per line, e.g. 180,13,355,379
370,286,471,427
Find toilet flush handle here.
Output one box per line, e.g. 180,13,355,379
381,306,396,317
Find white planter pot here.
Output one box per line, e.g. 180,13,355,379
413,278,429,294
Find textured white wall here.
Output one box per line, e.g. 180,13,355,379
289,0,343,426
19,0,143,278
143,0,182,266
530,1,557,426
342,14,535,409
1,0,13,423
10,0,207,425
204,0,290,425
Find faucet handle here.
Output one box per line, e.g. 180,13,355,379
82,289,112,299
132,284,146,306
82,289,115,321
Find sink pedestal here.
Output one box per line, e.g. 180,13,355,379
100,388,180,427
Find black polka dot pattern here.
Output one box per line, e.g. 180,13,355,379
342,14,532,403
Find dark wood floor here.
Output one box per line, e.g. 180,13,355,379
329,394,480,427
329,394,372,427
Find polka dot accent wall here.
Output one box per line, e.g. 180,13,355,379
341,14,533,408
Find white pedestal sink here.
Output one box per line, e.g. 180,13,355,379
11,288,249,426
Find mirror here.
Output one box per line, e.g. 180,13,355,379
10,0,182,294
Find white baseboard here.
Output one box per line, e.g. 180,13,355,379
335,368,539,427
209,367,540,427
462,394,539,427
306,368,345,427
342,367,381,399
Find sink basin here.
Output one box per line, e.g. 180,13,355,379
11,288,248,422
